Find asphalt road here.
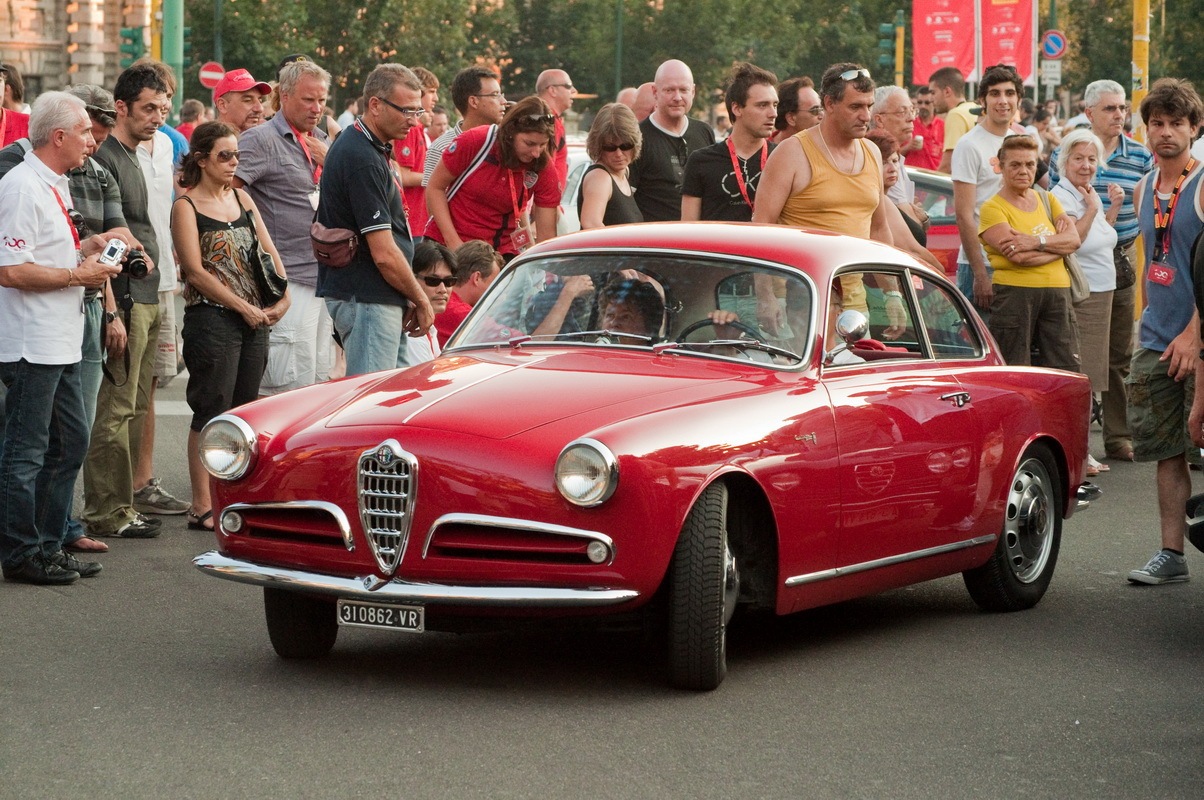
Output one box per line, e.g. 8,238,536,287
2,373,1202,799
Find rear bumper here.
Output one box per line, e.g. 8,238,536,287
193,551,641,607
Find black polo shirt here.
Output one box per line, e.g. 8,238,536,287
317,119,414,305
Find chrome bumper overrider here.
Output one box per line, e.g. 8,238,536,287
193,551,640,607
1077,481,1102,511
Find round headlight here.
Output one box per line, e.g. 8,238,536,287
199,415,258,480
555,439,618,507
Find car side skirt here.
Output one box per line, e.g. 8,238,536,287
193,551,640,607
783,534,997,587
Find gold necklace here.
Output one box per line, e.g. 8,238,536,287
815,127,857,174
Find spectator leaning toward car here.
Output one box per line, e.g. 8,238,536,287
1048,80,1152,464
1051,128,1122,476
770,76,821,145
927,66,978,173
1130,79,1204,584
172,121,289,533
236,57,336,397
682,62,778,223
950,64,1028,316
177,98,204,141
425,95,561,259
0,63,30,147
394,66,440,237
628,59,715,221
214,68,271,133
978,134,1081,371
578,102,643,229
434,239,503,346
318,64,432,376
905,85,943,171
401,241,457,366
0,91,127,584
865,129,944,273
422,66,506,187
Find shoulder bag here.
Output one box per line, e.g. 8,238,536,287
234,190,288,306
1037,189,1089,304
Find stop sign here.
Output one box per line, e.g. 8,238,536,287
199,61,225,89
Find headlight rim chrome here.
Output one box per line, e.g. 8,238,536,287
199,414,258,481
554,438,619,508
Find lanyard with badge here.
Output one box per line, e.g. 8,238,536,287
1149,157,1196,287
49,184,82,263
727,139,768,213
288,120,322,210
506,170,532,252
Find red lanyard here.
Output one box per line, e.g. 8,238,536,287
1153,158,1196,259
49,184,80,252
287,121,321,184
727,139,768,212
506,170,526,231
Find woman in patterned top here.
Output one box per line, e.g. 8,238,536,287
171,121,290,531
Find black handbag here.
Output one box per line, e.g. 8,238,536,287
1114,243,1136,291
235,191,288,306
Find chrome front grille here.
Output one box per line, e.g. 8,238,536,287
358,439,418,575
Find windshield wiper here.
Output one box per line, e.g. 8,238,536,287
508,330,656,348
654,339,803,363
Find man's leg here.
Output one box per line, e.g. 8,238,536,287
261,282,321,395
327,299,406,377
62,299,106,550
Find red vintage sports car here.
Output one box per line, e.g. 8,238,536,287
194,223,1093,690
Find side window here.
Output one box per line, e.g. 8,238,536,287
913,275,983,359
831,269,922,356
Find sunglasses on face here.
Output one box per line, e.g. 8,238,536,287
601,143,635,152
838,68,872,81
421,275,457,288
212,149,241,162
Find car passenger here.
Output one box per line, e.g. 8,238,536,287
598,278,665,342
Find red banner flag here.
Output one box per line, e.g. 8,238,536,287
981,0,1034,84
912,0,976,85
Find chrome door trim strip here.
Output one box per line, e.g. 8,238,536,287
784,534,997,587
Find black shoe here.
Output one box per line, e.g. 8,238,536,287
2,553,79,585
49,550,102,578
113,515,162,538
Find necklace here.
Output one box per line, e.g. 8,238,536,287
113,135,143,171
815,127,856,174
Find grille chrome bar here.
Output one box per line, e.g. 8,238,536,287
358,439,418,576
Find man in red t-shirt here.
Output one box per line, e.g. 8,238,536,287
435,240,503,346
394,66,441,234
904,85,944,171
536,69,575,192
0,66,29,147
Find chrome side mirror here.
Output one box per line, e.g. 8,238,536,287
825,310,869,364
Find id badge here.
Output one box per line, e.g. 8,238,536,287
510,225,533,252
1148,260,1175,287
308,188,320,211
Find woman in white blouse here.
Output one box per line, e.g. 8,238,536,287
1051,127,1123,475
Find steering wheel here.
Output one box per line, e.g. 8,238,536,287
676,318,767,343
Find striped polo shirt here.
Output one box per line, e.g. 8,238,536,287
1049,134,1153,246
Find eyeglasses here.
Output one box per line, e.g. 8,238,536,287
601,142,635,152
421,275,457,288
212,149,241,162
377,96,426,119
521,114,556,124
805,105,824,116
838,68,872,82
474,91,506,100
553,83,575,92
1099,104,1130,113
882,108,915,118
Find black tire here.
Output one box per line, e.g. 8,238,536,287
668,482,738,690
263,587,338,659
963,445,1061,612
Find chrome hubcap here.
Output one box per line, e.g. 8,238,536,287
1003,458,1053,583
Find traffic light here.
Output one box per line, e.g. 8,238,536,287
182,26,193,66
877,23,895,69
120,27,145,69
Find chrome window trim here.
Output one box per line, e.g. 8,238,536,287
783,534,997,587
193,551,638,607
220,501,354,550
422,512,615,563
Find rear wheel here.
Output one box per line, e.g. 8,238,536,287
668,483,738,690
963,445,1061,612
263,587,338,658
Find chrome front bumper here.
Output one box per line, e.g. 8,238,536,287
193,551,641,607
1076,481,1102,511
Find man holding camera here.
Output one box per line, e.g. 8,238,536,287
0,92,127,584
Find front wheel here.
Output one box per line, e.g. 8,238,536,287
963,445,1061,612
263,587,338,658
668,483,739,690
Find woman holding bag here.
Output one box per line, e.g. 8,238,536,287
171,121,290,531
1052,128,1123,475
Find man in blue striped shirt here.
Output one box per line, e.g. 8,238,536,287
1049,79,1153,462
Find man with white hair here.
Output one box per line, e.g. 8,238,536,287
1049,79,1153,463
0,92,125,584
871,85,926,225
628,60,715,221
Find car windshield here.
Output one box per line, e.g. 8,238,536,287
449,252,814,366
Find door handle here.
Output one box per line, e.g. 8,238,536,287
940,391,971,408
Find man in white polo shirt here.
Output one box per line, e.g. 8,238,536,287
0,92,124,584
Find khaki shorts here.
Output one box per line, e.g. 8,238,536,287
1126,347,1197,463
152,290,179,379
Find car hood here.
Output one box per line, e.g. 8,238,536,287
324,349,754,440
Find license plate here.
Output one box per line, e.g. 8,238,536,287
336,599,424,632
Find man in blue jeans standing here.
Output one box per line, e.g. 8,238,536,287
0,92,124,584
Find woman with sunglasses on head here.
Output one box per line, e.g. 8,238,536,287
171,121,290,532
400,240,458,366
578,103,643,229
424,95,561,260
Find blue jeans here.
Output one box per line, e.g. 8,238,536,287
326,298,409,377
64,298,105,545
0,359,89,568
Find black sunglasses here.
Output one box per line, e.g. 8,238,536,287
601,143,635,152
421,275,457,288
521,114,556,124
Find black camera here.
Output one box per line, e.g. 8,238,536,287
123,249,149,279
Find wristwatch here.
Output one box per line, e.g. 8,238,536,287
1038,235,1047,252
103,310,118,325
